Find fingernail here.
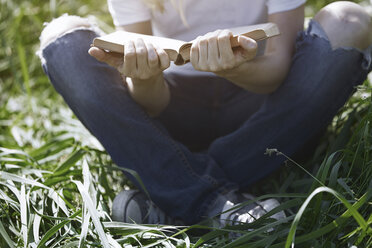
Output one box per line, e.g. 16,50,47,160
248,40,257,49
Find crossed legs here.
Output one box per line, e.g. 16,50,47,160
39,1,372,223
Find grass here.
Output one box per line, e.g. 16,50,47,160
0,0,371,247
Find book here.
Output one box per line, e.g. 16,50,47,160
92,23,279,65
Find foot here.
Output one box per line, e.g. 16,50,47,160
210,191,286,227
112,190,182,225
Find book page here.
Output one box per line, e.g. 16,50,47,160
95,31,186,52
178,23,279,63
93,23,279,66
228,23,276,36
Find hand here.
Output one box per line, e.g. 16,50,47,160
190,29,258,73
89,38,171,117
88,38,170,80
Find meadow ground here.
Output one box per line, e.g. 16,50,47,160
0,0,371,247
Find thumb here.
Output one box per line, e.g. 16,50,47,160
237,36,257,60
88,47,123,69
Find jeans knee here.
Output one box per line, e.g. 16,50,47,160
314,1,372,50
39,14,103,51
37,14,103,65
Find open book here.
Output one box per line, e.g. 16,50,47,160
92,23,279,65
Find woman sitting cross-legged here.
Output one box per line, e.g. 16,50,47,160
38,0,372,226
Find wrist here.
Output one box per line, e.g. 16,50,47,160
130,72,164,89
128,73,167,98
126,73,170,117
215,63,245,79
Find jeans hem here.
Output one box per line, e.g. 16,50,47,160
304,19,372,72
196,185,238,222
37,26,101,66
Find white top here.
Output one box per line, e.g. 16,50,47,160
108,0,306,41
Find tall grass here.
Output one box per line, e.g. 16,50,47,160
1,0,371,247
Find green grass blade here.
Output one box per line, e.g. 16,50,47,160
16,34,31,99
36,219,71,248
193,229,227,247
20,184,28,247
78,206,90,248
328,160,342,189
285,186,369,248
53,149,86,176
337,178,355,198
118,167,150,198
33,210,42,244
73,180,110,248
223,216,294,248
0,221,15,248
29,137,75,161
107,235,122,248
0,188,19,208
271,191,370,247
36,210,80,248
0,171,48,189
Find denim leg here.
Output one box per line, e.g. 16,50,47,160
157,63,266,152
40,28,237,224
208,20,372,188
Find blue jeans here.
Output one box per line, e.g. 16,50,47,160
40,20,372,224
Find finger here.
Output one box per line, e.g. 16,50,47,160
198,38,208,69
190,36,200,67
88,47,105,61
217,30,235,66
135,38,148,73
88,47,123,68
236,36,257,60
123,40,136,76
207,33,220,64
155,46,170,70
146,42,159,69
